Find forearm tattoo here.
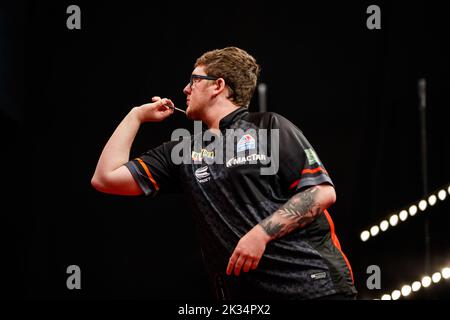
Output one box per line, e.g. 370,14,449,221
259,187,323,239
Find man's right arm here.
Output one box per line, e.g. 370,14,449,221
91,97,174,195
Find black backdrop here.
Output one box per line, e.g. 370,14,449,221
2,1,449,300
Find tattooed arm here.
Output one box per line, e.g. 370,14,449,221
259,184,336,240
226,184,336,276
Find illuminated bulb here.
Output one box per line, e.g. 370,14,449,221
361,231,370,242
389,214,399,226
421,276,431,288
411,281,421,292
380,220,389,231
399,210,408,221
442,267,450,279
391,290,401,300
370,225,380,236
438,190,447,201
408,205,417,216
401,285,412,297
428,195,437,206
418,200,427,211
432,272,442,283
448,185,450,195
381,294,391,300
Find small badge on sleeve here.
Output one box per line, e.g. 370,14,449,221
305,148,321,165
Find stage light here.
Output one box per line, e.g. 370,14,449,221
442,267,450,279
361,230,370,242
380,266,450,300
418,200,427,211
428,194,437,206
432,272,442,283
441,267,450,279
370,225,380,236
408,205,417,216
380,220,389,231
389,214,399,226
401,285,411,297
381,294,391,300
360,183,449,243
411,281,421,292
421,276,431,288
391,290,401,300
399,210,408,221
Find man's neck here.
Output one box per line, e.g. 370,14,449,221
203,102,240,130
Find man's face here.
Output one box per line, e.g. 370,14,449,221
183,66,214,120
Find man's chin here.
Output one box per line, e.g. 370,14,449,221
186,107,199,120
186,109,193,120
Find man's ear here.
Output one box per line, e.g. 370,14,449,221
213,78,227,96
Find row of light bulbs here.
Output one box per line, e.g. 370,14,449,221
380,267,450,300
361,184,450,242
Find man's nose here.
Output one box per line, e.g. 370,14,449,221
183,83,191,95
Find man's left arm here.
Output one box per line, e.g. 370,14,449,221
226,184,336,276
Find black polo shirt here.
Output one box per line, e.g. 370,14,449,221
125,107,356,299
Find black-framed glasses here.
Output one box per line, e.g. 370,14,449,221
189,74,219,88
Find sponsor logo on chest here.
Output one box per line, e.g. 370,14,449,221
191,149,215,162
194,166,211,183
226,154,267,168
237,134,256,152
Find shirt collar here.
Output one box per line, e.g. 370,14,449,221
218,107,249,130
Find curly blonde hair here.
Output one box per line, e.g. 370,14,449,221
195,47,260,107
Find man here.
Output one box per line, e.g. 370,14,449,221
91,47,357,300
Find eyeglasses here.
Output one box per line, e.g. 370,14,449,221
189,74,219,88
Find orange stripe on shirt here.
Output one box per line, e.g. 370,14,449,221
301,167,328,175
323,209,354,284
290,167,329,190
289,179,301,190
136,158,159,192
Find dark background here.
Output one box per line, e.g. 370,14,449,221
2,1,449,300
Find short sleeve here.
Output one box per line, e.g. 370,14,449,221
124,141,179,196
269,113,334,194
